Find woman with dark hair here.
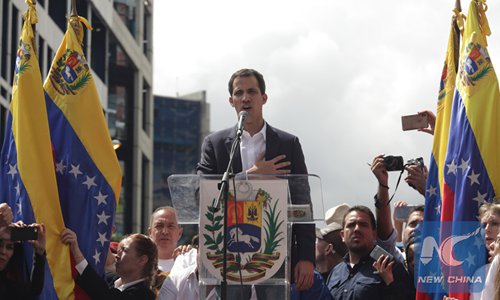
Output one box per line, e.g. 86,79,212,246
61,229,157,300
0,211,47,299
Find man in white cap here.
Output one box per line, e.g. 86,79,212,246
315,203,350,282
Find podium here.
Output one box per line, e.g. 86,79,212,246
168,174,324,300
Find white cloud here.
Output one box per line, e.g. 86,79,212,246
153,0,500,218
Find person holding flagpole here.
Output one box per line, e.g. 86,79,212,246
61,228,157,300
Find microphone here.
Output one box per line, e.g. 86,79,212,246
236,111,248,137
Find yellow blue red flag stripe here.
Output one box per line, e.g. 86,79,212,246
0,1,74,299
44,15,121,299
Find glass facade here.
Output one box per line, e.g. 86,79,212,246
153,95,206,209
1,0,154,235
113,0,137,37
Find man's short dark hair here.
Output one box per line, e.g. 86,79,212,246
342,205,377,230
228,68,266,95
322,230,348,257
406,205,425,222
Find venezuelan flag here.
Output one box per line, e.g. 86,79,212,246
419,1,500,299
0,1,73,299
42,14,122,299
416,12,461,299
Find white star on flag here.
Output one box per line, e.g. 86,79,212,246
468,170,480,186
427,185,437,197
96,232,108,246
446,160,458,175
17,201,22,215
69,164,83,178
14,182,20,196
459,158,469,172
56,160,67,174
93,249,101,264
94,192,108,206
7,164,17,179
434,204,441,215
465,252,476,268
82,176,97,190
473,191,488,207
474,235,484,249
97,211,111,225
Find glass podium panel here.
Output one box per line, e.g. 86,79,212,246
168,174,323,300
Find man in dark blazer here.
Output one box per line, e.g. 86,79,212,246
197,68,315,292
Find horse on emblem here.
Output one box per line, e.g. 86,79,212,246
228,227,260,249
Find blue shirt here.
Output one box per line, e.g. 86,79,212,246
327,253,412,300
291,270,332,300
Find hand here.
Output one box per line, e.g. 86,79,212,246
61,228,84,264
393,201,407,227
417,110,436,135
246,152,291,175
172,244,192,260
293,260,314,291
0,203,13,228
371,154,389,187
372,255,394,285
29,223,46,256
443,296,459,300
405,164,428,196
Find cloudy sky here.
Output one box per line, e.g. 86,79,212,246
152,0,500,218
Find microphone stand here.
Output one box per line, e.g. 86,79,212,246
214,128,243,300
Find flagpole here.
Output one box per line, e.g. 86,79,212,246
453,0,461,73
28,0,38,58
70,0,77,16
70,0,80,36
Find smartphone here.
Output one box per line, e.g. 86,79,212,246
395,205,418,221
369,244,394,262
401,114,429,131
10,227,38,241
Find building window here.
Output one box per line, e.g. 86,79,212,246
10,5,19,85
1,0,9,80
38,37,45,75
141,154,149,230
0,105,6,149
113,0,136,37
46,46,53,73
108,34,135,141
48,0,67,32
91,9,107,82
142,79,150,135
142,2,152,59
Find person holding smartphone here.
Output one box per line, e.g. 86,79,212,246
327,205,412,300
0,214,46,300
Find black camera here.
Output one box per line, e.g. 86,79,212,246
384,156,424,172
406,157,424,169
383,155,404,171
10,227,38,241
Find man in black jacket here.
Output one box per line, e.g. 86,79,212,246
197,68,315,292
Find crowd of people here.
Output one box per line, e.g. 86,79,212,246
0,68,498,300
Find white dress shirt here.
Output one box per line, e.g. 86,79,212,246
240,122,266,172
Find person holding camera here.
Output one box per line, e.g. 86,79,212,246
0,216,46,299
370,154,407,265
